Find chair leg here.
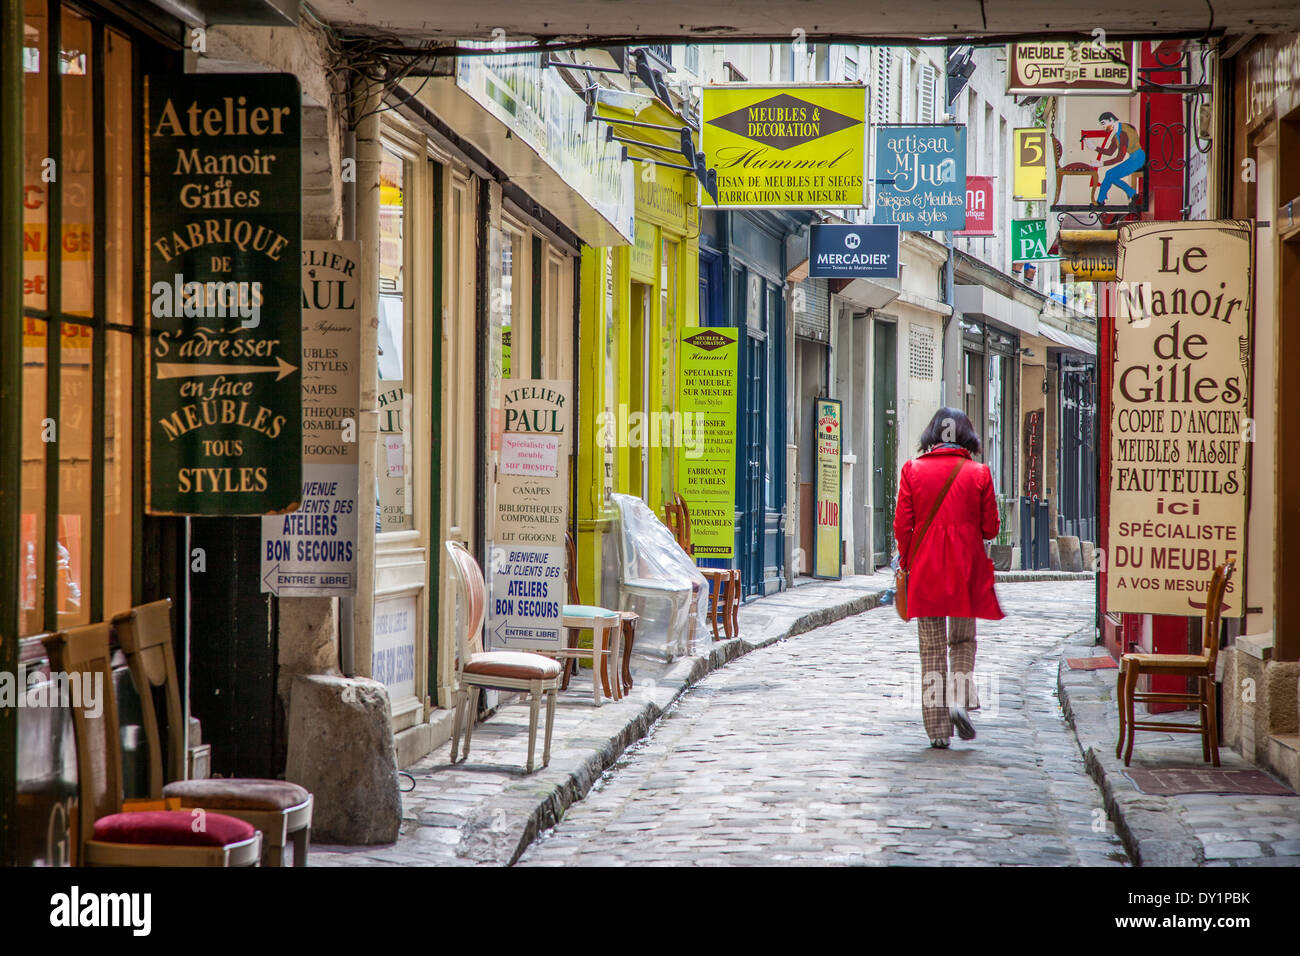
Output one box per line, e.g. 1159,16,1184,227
265,840,283,867
1198,676,1212,764
1206,675,1221,767
621,618,636,694
708,578,721,641
729,571,741,636
592,628,604,706
450,688,465,764
610,621,623,701
1123,663,1139,766
463,687,481,760
560,628,576,691
526,682,541,774
542,689,557,768
291,826,310,867
1115,664,1126,759
599,623,613,700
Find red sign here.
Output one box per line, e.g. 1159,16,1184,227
955,175,994,236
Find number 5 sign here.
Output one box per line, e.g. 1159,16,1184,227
1014,128,1047,201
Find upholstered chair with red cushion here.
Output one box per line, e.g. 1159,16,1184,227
42,624,262,867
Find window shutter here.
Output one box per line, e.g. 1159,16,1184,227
919,64,936,124
874,49,892,125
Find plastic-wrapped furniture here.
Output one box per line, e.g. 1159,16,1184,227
610,493,707,660
114,599,313,866
445,542,562,772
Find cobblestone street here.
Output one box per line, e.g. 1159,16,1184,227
517,580,1129,866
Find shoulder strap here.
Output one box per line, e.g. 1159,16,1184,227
908,460,966,564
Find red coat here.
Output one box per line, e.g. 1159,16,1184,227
893,446,1005,620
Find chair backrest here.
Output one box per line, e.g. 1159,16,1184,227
41,622,123,860
564,532,581,605
1201,558,1236,668
113,599,184,798
445,541,486,677
674,493,695,557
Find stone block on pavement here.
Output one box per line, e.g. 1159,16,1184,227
1049,538,1061,571
287,674,402,845
1057,536,1083,572
1080,541,1095,572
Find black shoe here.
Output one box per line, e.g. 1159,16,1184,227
950,706,976,741
930,738,950,749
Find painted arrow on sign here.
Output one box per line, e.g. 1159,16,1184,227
155,355,298,381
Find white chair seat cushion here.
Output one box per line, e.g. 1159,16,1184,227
464,651,562,681
562,604,619,621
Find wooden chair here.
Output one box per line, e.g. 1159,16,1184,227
1052,134,1099,205
669,493,740,641
445,541,563,772
1116,558,1235,767
42,623,262,866
113,599,313,866
560,532,638,697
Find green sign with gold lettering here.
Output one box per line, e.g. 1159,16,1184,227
144,73,302,514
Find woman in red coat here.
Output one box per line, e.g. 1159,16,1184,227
894,407,1004,749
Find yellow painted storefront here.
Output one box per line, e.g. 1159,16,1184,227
575,100,700,605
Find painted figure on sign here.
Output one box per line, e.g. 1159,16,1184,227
1093,111,1146,205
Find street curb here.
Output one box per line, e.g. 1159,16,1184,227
1055,627,1204,867
473,583,889,866
995,571,1096,582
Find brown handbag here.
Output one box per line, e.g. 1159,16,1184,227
895,460,966,621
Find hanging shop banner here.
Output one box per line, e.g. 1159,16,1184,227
1107,220,1253,617
808,223,899,279
701,84,866,208
1012,128,1048,201
873,125,966,231
677,327,740,558
488,380,572,651
1007,42,1138,96
955,175,995,236
813,398,843,580
260,241,361,596
144,73,302,515
1011,219,1054,261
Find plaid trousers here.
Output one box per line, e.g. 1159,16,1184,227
916,616,979,740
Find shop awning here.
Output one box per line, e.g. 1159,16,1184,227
1036,321,1098,356
954,283,1038,336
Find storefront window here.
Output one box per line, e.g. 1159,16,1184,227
377,145,413,532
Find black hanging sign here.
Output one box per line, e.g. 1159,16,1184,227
144,73,302,514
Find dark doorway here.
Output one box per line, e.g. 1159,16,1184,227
872,320,898,567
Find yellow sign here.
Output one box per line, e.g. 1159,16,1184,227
1013,128,1048,201
1059,229,1118,281
813,398,842,580
1107,220,1252,617
701,85,866,208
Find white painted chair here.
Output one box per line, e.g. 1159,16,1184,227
445,541,563,773
556,605,623,705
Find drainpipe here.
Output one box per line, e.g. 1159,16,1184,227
338,113,357,677
0,0,24,866
350,78,383,680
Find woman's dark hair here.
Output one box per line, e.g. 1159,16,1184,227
1099,111,1120,122
917,406,981,455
